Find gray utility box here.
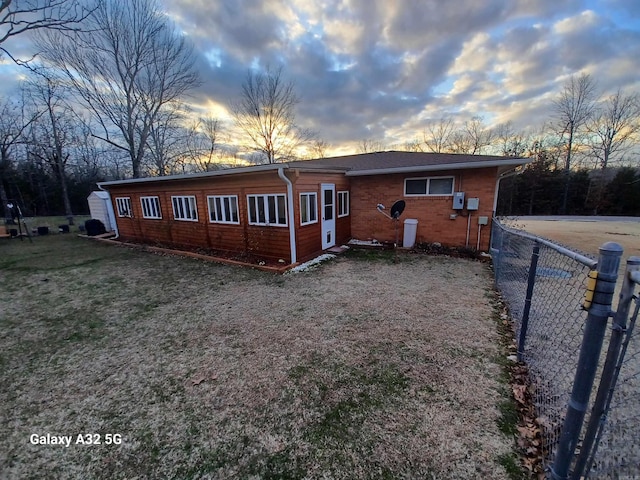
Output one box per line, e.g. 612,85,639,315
453,192,465,210
467,197,479,210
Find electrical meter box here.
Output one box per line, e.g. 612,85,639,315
453,192,465,210
478,216,489,225
467,197,479,210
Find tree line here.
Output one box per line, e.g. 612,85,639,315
0,0,638,223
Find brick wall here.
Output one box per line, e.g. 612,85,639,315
350,167,498,251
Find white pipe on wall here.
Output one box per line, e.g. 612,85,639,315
278,168,297,264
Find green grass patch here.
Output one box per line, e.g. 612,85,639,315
497,452,528,480
487,287,528,478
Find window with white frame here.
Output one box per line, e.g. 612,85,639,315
207,195,239,224
338,191,350,217
171,195,198,221
140,196,161,219
247,194,287,226
404,176,454,196
116,197,132,217
299,192,317,225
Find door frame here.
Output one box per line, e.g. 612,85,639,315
321,183,336,250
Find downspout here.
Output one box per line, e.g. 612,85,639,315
278,167,297,264
97,183,119,239
492,168,521,216
490,168,521,249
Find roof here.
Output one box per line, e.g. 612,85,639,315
288,151,530,176
98,151,530,187
89,190,110,199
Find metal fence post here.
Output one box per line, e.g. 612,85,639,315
550,242,623,480
491,222,504,283
571,256,640,479
518,243,540,362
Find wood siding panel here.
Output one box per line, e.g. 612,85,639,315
107,171,293,262
290,171,351,261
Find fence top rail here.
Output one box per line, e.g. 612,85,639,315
494,219,598,269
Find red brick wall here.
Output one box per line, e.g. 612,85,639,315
350,167,497,251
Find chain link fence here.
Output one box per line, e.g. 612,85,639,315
579,261,640,479
491,219,599,474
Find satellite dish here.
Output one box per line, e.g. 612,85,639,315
390,200,405,219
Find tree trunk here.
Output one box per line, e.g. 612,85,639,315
0,176,11,223
561,170,571,215
560,123,575,214
58,167,74,225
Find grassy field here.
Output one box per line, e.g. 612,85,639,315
510,218,640,259
1,234,522,479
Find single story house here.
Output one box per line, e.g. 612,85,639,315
97,151,530,265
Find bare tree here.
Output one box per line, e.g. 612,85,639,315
26,73,76,223
0,93,39,221
38,0,200,178
587,90,640,169
403,139,423,152
464,116,494,154
184,115,225,172
423,117,454,153
553,73,598,213
495,121,529,157
233,66,313,163
447,116,494,155
0,0,91,63
357,138,386,153
310,139,330,158
145,103,188,176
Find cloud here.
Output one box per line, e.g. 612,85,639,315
0,0,638,156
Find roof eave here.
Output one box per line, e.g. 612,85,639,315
97,163,287,188
344,158,532,177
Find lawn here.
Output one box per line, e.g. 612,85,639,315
1,233,520,479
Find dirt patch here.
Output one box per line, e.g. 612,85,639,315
1,235,518,479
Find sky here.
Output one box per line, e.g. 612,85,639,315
1,0,640,157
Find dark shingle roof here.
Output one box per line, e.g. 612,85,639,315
288,151,529,175
98,151,529,187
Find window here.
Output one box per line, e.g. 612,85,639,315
171,195,198,221
338,191,349,217
140,196,161,219
404,176,454,196
247,194,287,226
207,195,239,224
116,197,132,217
300,192,317,225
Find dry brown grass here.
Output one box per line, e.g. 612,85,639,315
1,235,518,479
512,219,640,258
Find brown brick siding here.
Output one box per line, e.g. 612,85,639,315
349,167,497,251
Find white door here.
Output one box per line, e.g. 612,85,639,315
321,184,336,250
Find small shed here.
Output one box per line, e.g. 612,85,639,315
87,191,116,232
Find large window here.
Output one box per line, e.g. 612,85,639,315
247,194,287,226
404,176,454,196
171,195,198,221
115,197,132,217
300,192,317,225
207,195,239,224
140,196,161,219
338,191,349,217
